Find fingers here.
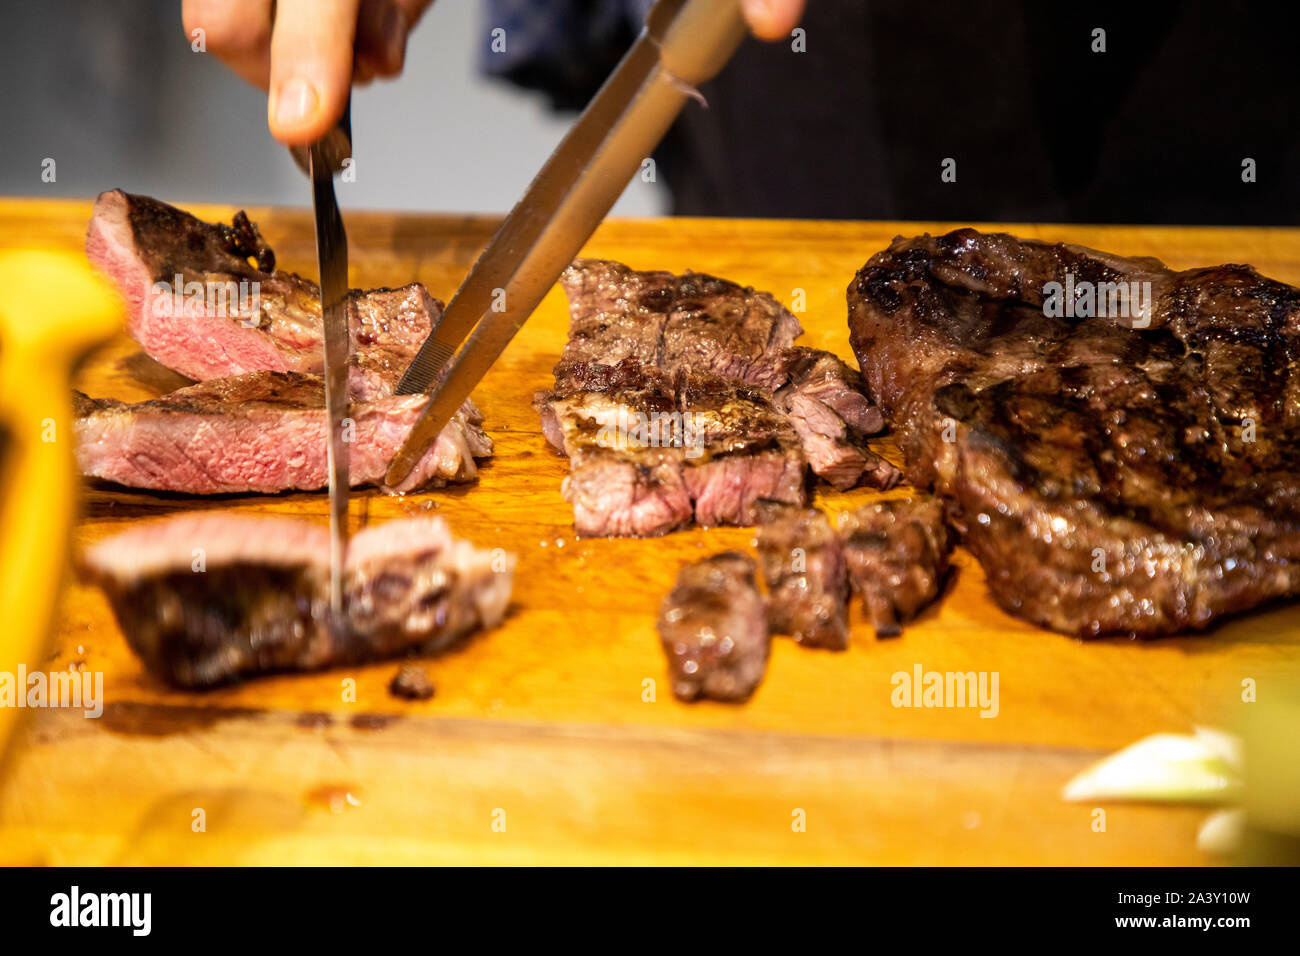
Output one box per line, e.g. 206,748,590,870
355,0,436,84
740,0,807,41
268,0,362,145
392,0,437,29
183,0,274,90
354,0,406,84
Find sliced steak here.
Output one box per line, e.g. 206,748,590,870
80,513,516,688
86,189,440,400
755,506,850,650
557,258,802,389
540,261,890,535
773,348,899,491
848,229,1300,636
537,361,805,536
74,371,490,494
657,552,769,702
839,497,952,637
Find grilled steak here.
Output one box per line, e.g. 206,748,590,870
86,190,438,400
80,513,515,688
75,371,490,494
839,497,952,638
849,229,1300,636
537,360,806,536
755,506,850,650
657,552,769,702
539,260,892,536
773,348,900,491
554,258,801,388
79,191,492,492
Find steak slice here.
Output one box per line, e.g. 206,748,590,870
87,189,440,401
755,506,850,650
557,258,802,389
773,348,900,491
74,371,490,494
540,261,891,535
839,497,952,637
536,361,806,536
848,229,1300,636
657,552,769,702
80,513,516,688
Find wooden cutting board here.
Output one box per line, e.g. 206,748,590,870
2,198,1297,865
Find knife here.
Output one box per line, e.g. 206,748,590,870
385,0,746,487
304,105,352,614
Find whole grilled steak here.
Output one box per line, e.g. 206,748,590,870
87,190,438,400
755,507,850,650
657,552,769,702
538,260,893,535
839,497,952,638
75,371,490,494
848,229,1300,637
80,514,516,688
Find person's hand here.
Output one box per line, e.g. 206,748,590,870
182,0,435,146
741,0,807,41
183,0,806,148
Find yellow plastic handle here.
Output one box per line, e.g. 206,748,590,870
0,249,120,766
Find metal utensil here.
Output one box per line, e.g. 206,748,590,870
385,0,746,487
303,105,353,612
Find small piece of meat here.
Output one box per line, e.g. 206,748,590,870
537,361,806,536
80,514,516,688
86,190,442,400
838,497,952,637
389,664,436,700
755,506,850,650
849,228,1300,636
657,552,769,702
773,348,899,491
556,258,802,389
74,371,491,494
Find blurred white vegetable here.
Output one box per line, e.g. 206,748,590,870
1062,726,1242,804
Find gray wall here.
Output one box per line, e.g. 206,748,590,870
0,0,666,215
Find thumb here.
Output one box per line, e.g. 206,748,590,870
268,0,362,145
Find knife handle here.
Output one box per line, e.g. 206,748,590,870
289,98,353,177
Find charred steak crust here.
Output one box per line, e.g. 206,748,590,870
848,229,1300,637
657,552,770,702
540,260,892,536
555,258,802,389
755,507,850,650
80,514,516,688
839,497,952,638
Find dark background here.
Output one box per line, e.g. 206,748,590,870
653,1,1300,222
2,1,1296,224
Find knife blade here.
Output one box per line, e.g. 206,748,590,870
386,0,746,487
307,129,352,613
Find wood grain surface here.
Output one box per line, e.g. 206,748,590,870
2,198,1297,864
